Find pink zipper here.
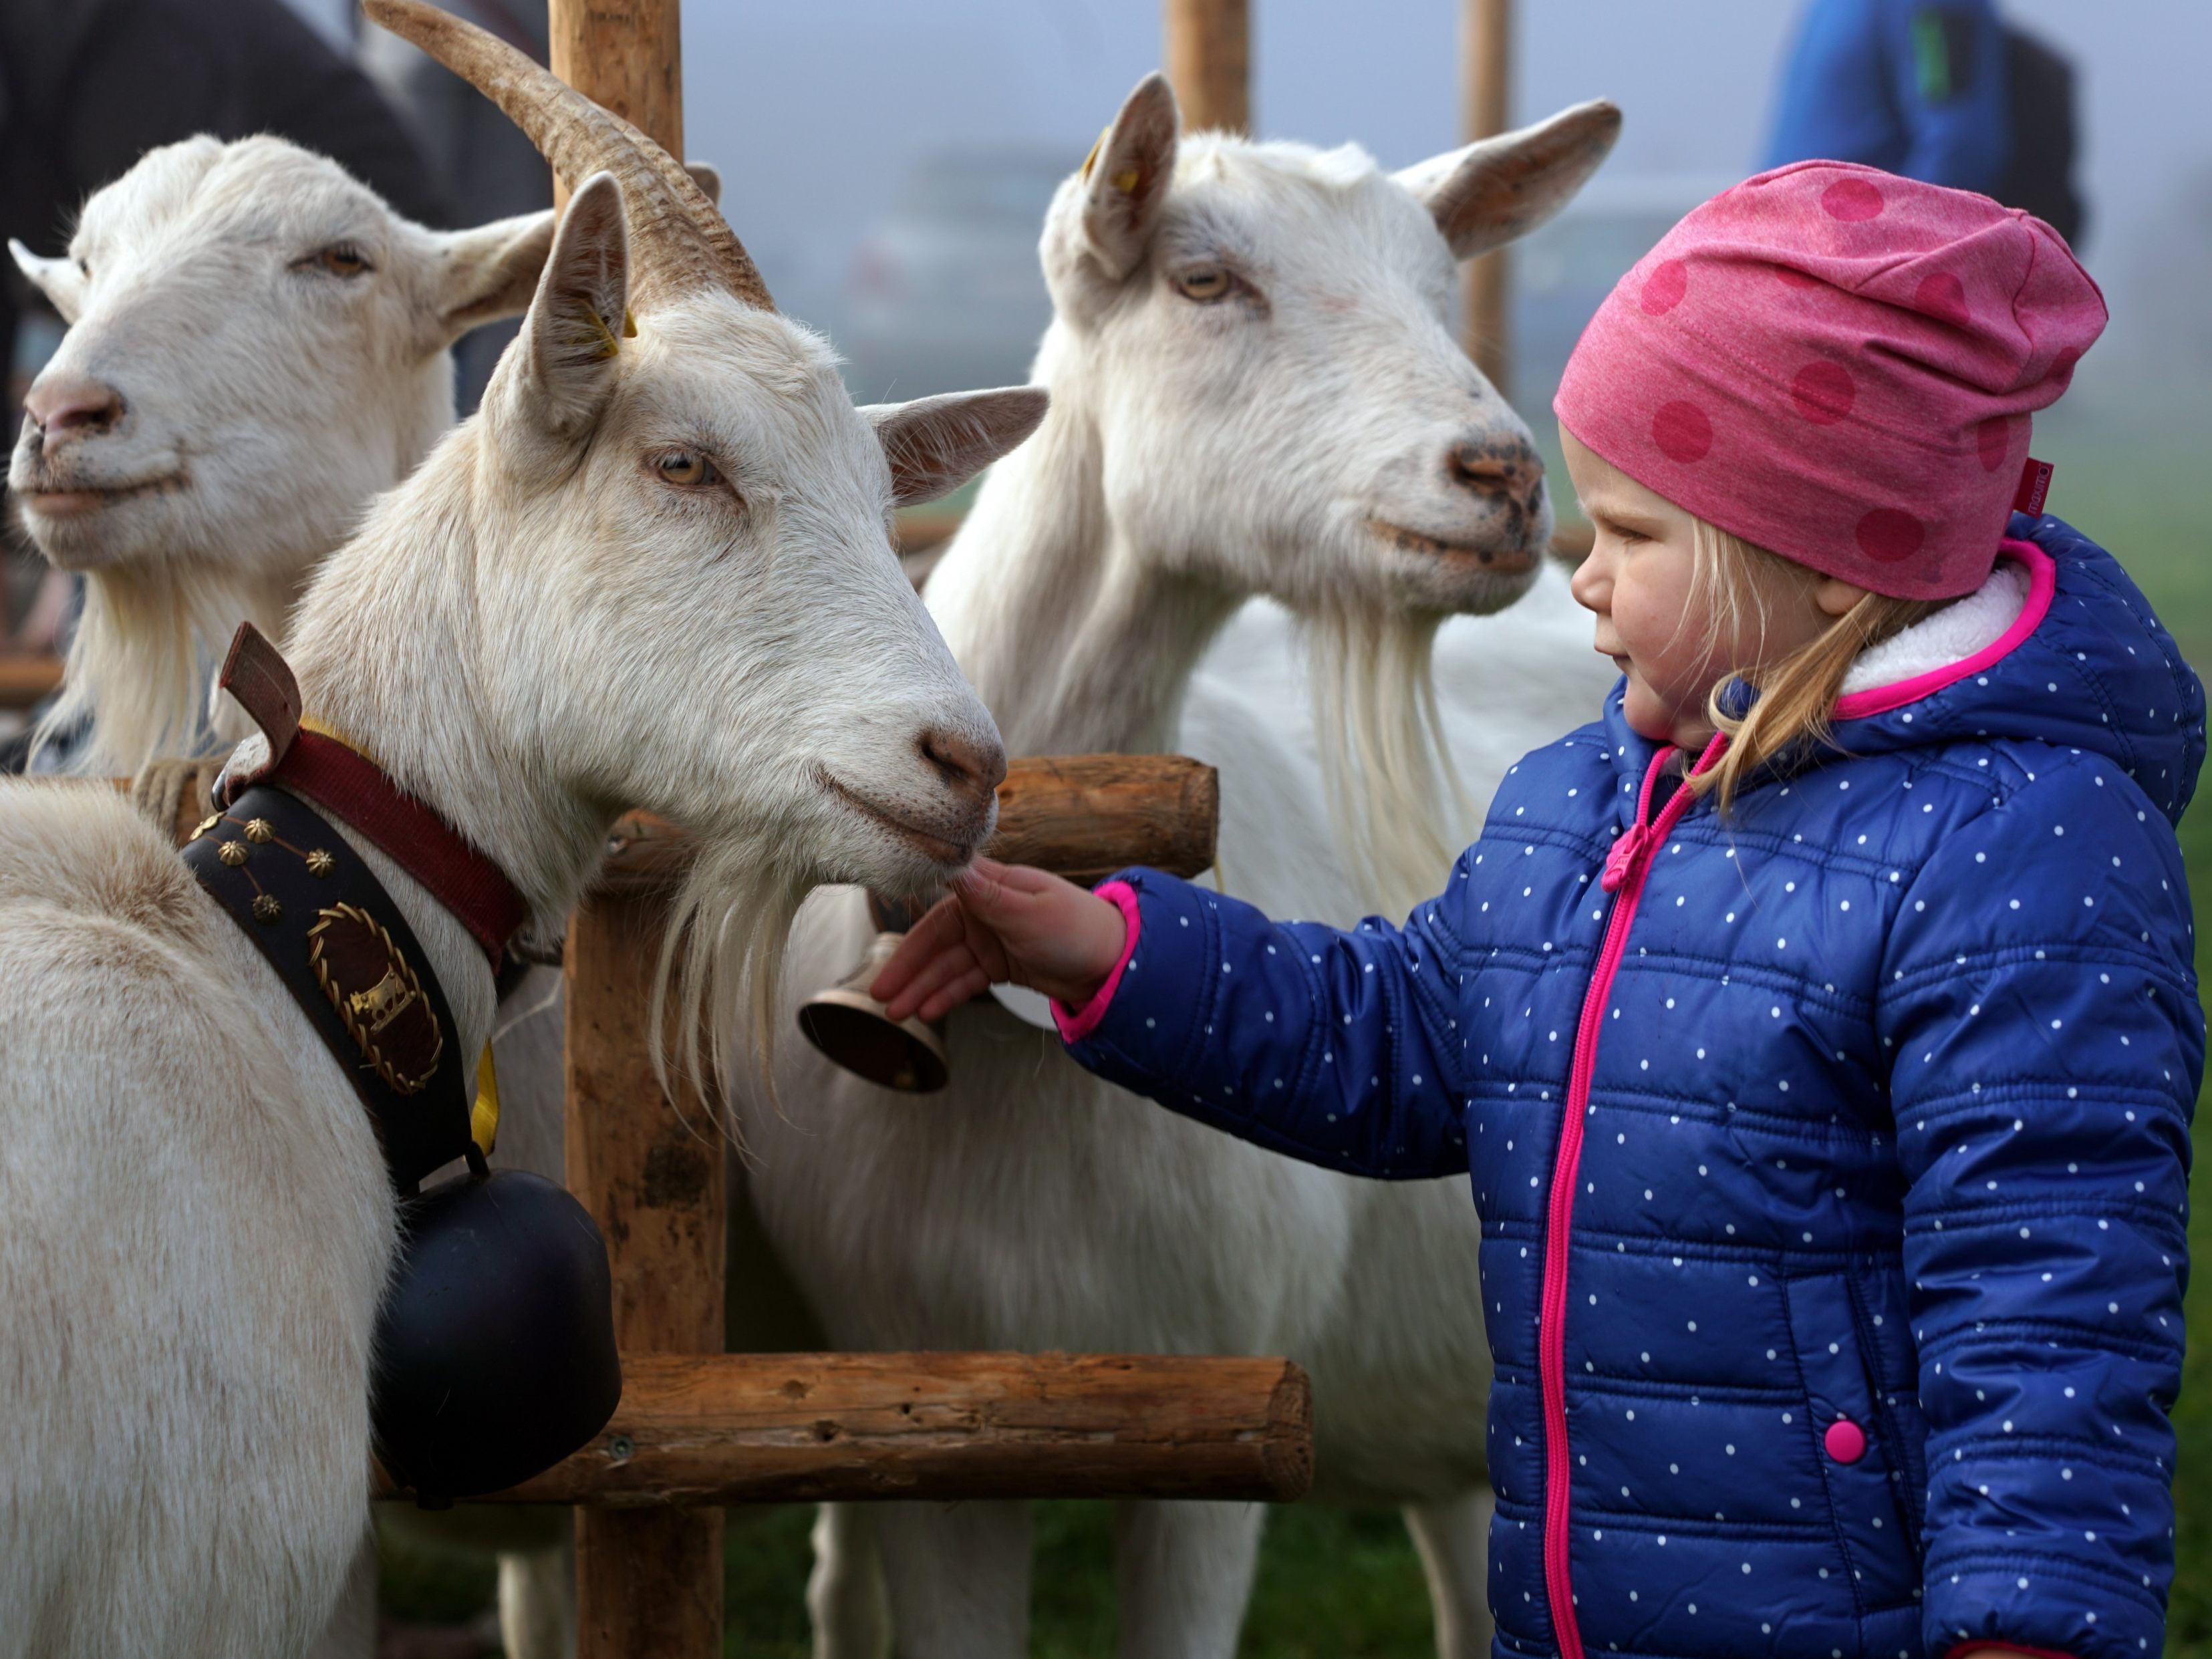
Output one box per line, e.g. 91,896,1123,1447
1540,732,1727,1659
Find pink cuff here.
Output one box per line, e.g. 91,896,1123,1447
1941,1644,2078,1659
1051,880,1142,1043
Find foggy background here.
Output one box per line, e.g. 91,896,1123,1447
273,0,2212,426
652,0,2211,424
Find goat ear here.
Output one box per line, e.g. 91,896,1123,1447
513,172,629,439
862,386,1049,506
1393,99,1621,261
430,208,558,345
685,162,722,206
11,241,85,324
1046,73,1180,293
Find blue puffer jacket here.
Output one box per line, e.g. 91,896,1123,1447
1065,515,2203,1659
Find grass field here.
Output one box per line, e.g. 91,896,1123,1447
384,412,2212,1656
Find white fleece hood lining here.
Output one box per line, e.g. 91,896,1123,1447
1840,560,2031,698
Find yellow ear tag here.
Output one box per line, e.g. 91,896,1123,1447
471,1042,500,1157
1081,127,1108,183
1113,168,1143,196
622,309,638,338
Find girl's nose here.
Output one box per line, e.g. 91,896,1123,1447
1569,541,1611,613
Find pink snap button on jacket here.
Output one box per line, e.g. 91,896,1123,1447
1824,1418,1868,1463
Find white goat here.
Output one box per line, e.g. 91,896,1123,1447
9,131,586,1657
738,80,1623,1659
0,1,1042,1650
10,134,555,776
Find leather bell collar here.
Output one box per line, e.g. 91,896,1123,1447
213,623,528,967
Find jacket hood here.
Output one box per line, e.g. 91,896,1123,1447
1601,513,2207,828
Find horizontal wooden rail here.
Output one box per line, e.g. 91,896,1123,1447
592,752,1220,897
0,654,62,710
375,1350,1312,1507
65,752,1220,889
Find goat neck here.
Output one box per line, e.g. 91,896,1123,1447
278,431,610,958
924,336,1242,759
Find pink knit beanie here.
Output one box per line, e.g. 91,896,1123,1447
1554,162,2106,600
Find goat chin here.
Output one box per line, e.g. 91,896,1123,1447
36,561,293,776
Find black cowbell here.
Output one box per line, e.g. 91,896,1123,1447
372,1169,623,1504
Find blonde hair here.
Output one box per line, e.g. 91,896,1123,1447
1679,519,1945,815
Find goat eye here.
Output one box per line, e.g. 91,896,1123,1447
1175,267,1233,302
302,245,372,277
656,451,720,488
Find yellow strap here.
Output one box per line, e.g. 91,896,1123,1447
298,712,376,762
472,1042,501,1157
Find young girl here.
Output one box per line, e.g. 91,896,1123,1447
874,162,2202,1659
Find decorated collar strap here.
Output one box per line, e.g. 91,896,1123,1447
182,782,482,1195
213,623,527,968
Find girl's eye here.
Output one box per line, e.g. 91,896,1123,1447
1175,267,1234,302
656,451,720,488
299,245,373,277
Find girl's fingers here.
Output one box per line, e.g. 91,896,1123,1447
871,895,966,1001
916,965,994,1024
878,942,979,1024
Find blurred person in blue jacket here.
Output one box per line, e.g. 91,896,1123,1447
1766,0,2084,245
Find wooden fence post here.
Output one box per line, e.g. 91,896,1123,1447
564,894,725,1658
1460,0,1514,396
545,3,720,1654
1163,0,1250,134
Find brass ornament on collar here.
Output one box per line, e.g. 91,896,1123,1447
308,903,444,1094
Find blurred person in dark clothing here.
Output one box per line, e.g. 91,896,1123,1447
1765,0,2085,246
0,0,452,359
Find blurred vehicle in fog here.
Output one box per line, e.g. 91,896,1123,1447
837,148,1065,401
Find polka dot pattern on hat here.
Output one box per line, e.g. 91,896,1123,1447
1554,161,2108,600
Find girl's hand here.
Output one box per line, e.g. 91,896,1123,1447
871,857,1129,1023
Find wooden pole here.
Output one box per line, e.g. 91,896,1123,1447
589,754,1222,899
1163,0,1250,134
374,1351,1313,1507
543,2,719,1652
87,752,1223,888
565,895,725,1658
1460,0,1513,396
547,0,684,206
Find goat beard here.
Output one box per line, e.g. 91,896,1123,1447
1305,601,1474,921
650,833,812,1145
35,561,291,777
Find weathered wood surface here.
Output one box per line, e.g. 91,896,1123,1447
547,0,717,1644
565,887,726,1657
376,1350,1313,1506
1460,0,1515,394
71,752,1221,894
1164,0,1249,134
547,0,684,206
591,752,1221,898
0,654,61,710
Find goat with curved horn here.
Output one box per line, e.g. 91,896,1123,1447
363,0,773,309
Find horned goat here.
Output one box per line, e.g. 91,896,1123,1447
0,3,1041,1653
738,79,1624,1659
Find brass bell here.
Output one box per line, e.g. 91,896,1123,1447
797,931,950,1093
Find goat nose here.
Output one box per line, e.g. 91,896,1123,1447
25,374,124,444
1447,440,1544,512
918,726,1008,808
